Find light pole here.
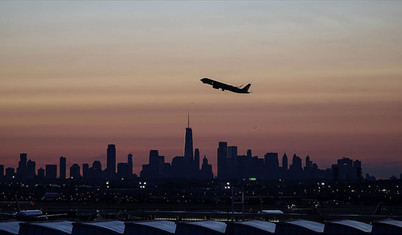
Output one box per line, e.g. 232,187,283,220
139,181,146,218
224,182,234,221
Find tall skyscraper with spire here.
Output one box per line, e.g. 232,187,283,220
184,113,193,162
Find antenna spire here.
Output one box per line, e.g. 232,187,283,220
187,112,190,128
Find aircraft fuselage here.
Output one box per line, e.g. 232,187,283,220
201,78,251,94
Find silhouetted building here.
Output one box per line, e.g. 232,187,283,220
170,156,185,178
217,142,228,179
26,159,36,180
228,146,238,159
241,154,264,180
45,165,57,179
83,163,89,179
17,153,27,180
106,144,116,177
303,155,319,179
128,153,133,176
60,156,66,179
88,160,103,180
365,173,376,181
291,154,302,170
70,164,80,179
282,153,288,170
141,150,169,179
305,155,312,169
93,160,102,170
194,148,200,171
184,114,193,162
180,115,202,179
117,163,129,179
37,167,45,178
149,116,202,180
332,157,362,182
5,167,14,180
354,160,362,181
247,149,252,158
265,152,279,179
227,146,238,177
289,154,303,179
38,167,45,179
199,156,213,180
217,142,266,180
0,165,3,178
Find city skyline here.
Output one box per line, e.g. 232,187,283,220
1,2,402,179
0,114,400,179
0,140,367,183
0,117,382,181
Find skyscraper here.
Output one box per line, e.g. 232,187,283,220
200,156,213,179
282,153,288,170
194,148,200,171
290,154,302,179
353,160,362,181
247,149,252,158
17,153,27,180
117,163,129,178
217,142,228,179
60,156,66,179
265,153,279,169
141,150,167,179
291,154,302,171
37,168,45,178
83,163,89,179
128,153,133,176
5,167,15,180
184,114,193,162
227,146,238,159
333,157,362,182
305,155,312,169
265,152,279,179
26,160,36,179
45,165,57,179
70,164,81,179
107,144,116,176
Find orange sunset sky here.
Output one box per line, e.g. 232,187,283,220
1,2,402,178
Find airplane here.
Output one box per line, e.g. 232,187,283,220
0,196,66,221
201,78,251,94
15,209,48,221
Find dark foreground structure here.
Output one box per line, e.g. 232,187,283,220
1,219,402,235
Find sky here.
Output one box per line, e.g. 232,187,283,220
1,1,402,178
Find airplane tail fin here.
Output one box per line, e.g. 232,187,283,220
242,84,251,93
15,195,21,212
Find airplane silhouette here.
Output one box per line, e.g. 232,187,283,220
201,78,251,94
0,196,66,221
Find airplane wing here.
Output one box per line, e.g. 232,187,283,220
211,80,225,89
44,213,68,218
